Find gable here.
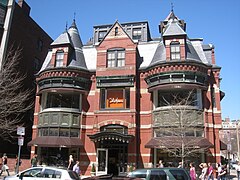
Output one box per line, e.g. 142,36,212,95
99,21,135,45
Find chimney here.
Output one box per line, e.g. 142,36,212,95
225,117,230,122
18,0,31,16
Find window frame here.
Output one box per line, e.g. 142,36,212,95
100,88,130,110
45,92,81,110
132,28,142,40
170,41,181,60
55,50,64,67
98,30,107,42
107,48,125,68
156,89,198,108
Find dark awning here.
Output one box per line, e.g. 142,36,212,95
145,136,214,149
27,137,83,148
88,132,134,143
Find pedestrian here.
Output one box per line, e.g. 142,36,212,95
67,155,74,170
218,164,227,180
158,160,164,168
207,162,214,180
199,163,208,180
236,161,240,180
178,162,183,168
73,161,81,176
189,162,197,180
0,153,10,176
15,155,22,174
216,163,222,180
31,154,38,167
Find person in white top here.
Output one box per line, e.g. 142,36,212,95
199,163,208,180
236,161,240,180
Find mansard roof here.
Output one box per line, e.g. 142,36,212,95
148,38,211,68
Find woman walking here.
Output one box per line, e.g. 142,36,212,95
189,162,196,180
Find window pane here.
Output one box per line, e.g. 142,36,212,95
55,51,64,67
49,128,59,136
133,28,142,40
170,42,180,60
59,128,70,137
107,51,115,67
46,93,80,109
100,89,106,109
125,89,130,108
70,129,79,137
157,90,197,107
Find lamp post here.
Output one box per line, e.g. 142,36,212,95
16,127,25,174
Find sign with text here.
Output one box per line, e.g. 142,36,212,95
18,136,24,146
17,127,25,136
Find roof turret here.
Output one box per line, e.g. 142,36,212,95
67,19,87,70
159,11,186,35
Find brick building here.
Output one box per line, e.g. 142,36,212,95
28,11,224,176
0,0,52,156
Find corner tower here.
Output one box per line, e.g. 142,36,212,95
28,19,91,163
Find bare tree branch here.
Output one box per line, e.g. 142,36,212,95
0,47,34,141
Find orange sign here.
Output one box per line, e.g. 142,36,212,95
107,90,124,108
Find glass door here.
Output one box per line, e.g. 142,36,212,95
96,148,108,176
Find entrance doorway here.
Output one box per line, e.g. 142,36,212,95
97,141,128,176
88,125,134,176
97,148,108,176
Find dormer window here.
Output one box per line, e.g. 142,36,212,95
170,41,180,60
132,28,142,40
55,51,64,67
107,48,125,68
98,31,107,42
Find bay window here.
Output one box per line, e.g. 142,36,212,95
44,92,81,110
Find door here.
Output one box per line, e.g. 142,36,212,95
96,148,108,176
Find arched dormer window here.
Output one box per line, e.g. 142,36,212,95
170,41,180,60
107,48,125,68
55,50,64,67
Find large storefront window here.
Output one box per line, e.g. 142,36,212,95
45,92,81,110
100,88,130,109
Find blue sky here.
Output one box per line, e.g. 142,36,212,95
26,0,240,120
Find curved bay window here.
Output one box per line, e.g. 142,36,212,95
44,92,81,110
100,88,130,109
156,89,201,108
170,41,180,60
